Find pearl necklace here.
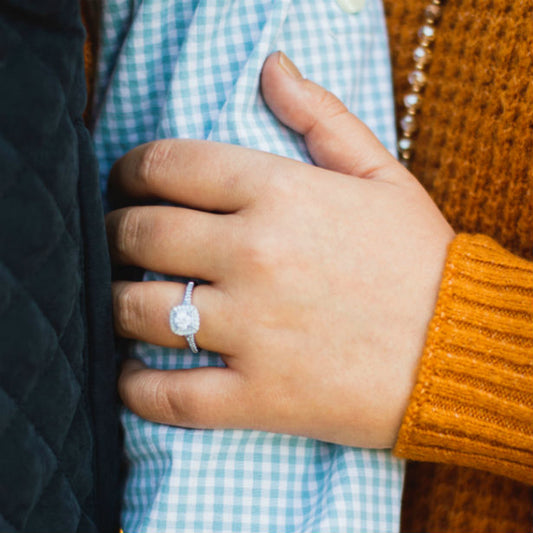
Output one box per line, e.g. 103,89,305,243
397,0,446,167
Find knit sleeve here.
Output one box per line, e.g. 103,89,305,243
393,234,533,485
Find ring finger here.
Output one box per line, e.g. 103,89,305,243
112,280,237,354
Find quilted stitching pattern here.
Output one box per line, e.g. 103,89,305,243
0,2,120,531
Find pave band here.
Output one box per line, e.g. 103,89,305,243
169,281,200,353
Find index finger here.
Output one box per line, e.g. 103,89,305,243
108,139,278,212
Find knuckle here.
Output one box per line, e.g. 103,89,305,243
313,85,347,119
122,371,174,422
114,208,143,260
137,140,173,188
153,375,181,422
113,283,145,337
268,165,298,199
167,383,204,427
238,228,280,274
304,82,348,134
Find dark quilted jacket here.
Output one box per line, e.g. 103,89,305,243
0,1,121,531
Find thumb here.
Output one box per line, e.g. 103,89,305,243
261,51,399,180
119,359,248,429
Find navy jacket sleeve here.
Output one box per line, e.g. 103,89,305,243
0,1,121,531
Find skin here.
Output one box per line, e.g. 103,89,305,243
106,52,455,449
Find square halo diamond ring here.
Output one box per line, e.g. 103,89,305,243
169,281,200,353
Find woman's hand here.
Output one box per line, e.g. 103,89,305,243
106,52,454,448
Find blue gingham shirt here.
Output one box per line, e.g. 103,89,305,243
93,1,404,531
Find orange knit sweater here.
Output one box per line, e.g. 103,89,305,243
83,1,533,531
384,1,533,531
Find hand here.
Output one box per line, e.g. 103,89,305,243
106,52,454,448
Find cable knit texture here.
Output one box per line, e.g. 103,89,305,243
82,0,533,531
395,234,533,484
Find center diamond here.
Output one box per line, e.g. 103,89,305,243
170,304,200,336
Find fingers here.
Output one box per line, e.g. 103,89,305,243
119,360,249,428
106,205,232,281
112,281,237,354
109,52,405,218
261,51,400,180
108,138,286,211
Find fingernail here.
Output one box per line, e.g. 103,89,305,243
278,51,303,80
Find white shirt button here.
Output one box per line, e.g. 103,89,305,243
335,0,366,14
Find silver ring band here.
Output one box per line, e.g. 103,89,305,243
169,281,200,353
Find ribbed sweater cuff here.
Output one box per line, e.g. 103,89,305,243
394,234,533,485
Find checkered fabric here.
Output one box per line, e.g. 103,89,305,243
93,1,404,531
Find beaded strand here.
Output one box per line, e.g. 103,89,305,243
397,0,446,167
